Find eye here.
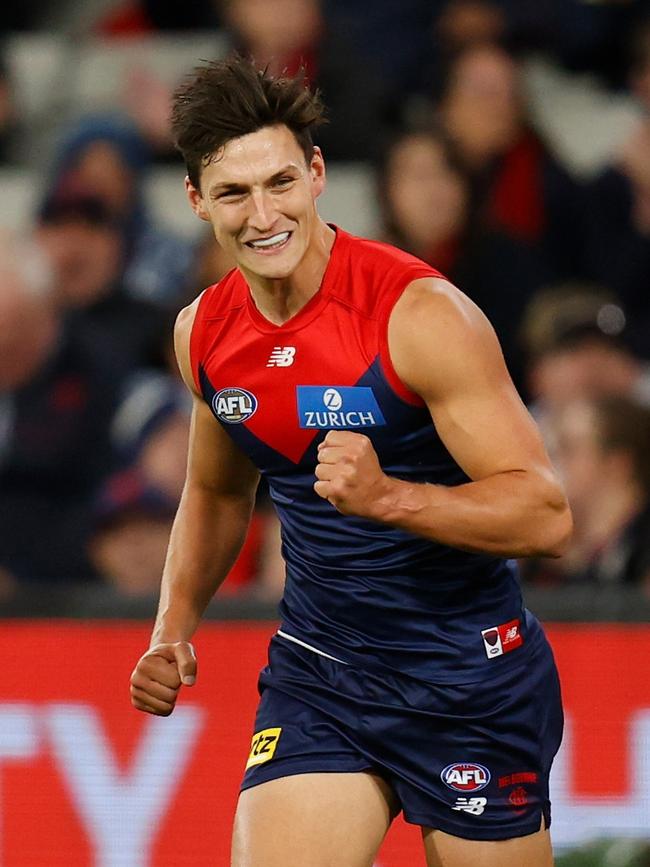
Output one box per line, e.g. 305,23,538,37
213,189,247,203
274,176,295,189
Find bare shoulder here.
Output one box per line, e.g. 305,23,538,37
391,277,490,339
174,293,205,394
388,277,505,401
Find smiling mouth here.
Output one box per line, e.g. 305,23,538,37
246,231,292,251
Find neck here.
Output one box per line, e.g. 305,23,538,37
243,220,335,325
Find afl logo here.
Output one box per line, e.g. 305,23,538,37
213,387,258,424
441,763,491,792
323,388,343,411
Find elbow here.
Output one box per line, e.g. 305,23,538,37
531,498,573,559
542,504,573,558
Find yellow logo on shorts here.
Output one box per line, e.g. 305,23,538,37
245,727,282,770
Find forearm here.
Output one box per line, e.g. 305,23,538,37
374,470,571,558
150,483,255,646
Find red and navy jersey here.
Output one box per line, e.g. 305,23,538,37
190,227,542,683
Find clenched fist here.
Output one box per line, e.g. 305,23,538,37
314,430,392,519
130,641,197,716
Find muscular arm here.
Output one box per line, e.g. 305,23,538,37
315,278,572,558
131,299,259,715
151,300,260,646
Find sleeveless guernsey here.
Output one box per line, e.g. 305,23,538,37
190,227,542,684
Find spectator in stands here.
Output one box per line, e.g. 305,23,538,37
94,370,285,599
578,16,650,360
0,230,118,585
220,0,386,160
435,42,581,279
378,124,549,394
188,230,236,300
41,113,194,306
89,476,177,598
521,285,650,422
96,0,221,35
518,284,650,591
0,54,16,163
535,394,650,590
427,0,648,88
36,190,165,381
88,371,188,597
110,370,191,503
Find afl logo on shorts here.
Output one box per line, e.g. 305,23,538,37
213,387,258,424
442,763,491,792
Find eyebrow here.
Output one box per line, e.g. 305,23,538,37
208,164,300,198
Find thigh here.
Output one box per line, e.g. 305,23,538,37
423,824,554,867
232,771,397,867
377,638,564,841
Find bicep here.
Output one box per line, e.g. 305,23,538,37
187,396,260,498
389,279,554,482
173,296,259,499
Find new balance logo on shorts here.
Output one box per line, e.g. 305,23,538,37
451,797,487,815
266,346,296,367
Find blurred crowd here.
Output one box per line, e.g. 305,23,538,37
0,0,649,602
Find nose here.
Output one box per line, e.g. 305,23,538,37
248,189,277,233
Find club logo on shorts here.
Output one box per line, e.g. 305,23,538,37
442,762,491,792
481,618,524,659
245,727,282,770
213,387,258,424
451,797,487,815
296,386,386,429
508,787,529,814
498,772,538,788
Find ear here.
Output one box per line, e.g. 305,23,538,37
185,177,211,222
310,147,326,199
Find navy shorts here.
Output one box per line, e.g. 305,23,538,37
241,633,564,841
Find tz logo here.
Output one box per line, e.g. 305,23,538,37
245,727,282,770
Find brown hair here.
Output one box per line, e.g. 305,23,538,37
593,395,650,495
171,55,327,189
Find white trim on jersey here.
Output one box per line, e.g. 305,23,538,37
276,630,347,664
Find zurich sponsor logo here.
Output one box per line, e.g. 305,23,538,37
212,387,258,424
296,386,386,429
441,763,491,792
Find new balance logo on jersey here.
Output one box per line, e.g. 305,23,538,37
267,346,296,367
452,797,487,816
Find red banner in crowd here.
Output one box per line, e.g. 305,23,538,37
1,622,649,865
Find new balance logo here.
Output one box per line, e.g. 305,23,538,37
266,346,296,367
451,797,487,816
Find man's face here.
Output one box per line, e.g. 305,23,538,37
36,220,123,307
552,401,603,521
186,125,325,283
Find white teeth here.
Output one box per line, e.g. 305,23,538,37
249,232,290,248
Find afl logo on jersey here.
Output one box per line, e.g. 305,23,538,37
212,387,258,424
441,763,491,792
